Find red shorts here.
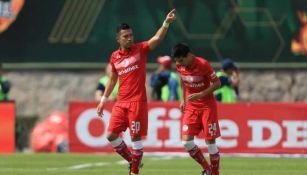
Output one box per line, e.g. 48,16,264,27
182,104,220,139
108,101,148,137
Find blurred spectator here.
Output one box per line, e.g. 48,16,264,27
95,63,119,102
31,111,68,153
150,55,181,101
0,64,11,101
214,58,240,103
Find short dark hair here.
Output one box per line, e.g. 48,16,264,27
171,43,190,59
116,23,131,33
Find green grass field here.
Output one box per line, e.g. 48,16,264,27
1,153,306,175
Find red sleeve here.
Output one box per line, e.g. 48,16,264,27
109,54,117,73
203,60,219,82
140,41,150,56
111,63,117,73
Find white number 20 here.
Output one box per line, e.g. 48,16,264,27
131,121,140,134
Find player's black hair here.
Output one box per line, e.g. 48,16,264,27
171,43,190,59
116,23,131,33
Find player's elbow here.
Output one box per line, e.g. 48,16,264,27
215,80,221,89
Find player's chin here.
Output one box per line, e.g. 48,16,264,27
125,42,133,48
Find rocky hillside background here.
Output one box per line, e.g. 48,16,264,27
5,69,307,118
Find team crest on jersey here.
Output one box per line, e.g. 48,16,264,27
122,59,130,67
179,66,186,71
114,53,140,69
182,125,189,132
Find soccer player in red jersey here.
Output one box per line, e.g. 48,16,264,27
172,43,221,175
96,9,176,175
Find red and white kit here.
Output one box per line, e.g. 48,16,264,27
176,56,221,139
108,41,150,137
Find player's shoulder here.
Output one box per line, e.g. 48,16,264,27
111,49,120,56
136,41,146,46
194,56,209,67
110,50,120,61
135,41,149,50
175,62,184,71
195,56,209,64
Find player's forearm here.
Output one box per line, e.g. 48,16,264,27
180,80,186,103
95,90,103,101
148,23,170,50
102,80,116,99
148,9,176,50
200,80,221,98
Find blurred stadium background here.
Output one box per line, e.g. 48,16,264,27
0,0,307,174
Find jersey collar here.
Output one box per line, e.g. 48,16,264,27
118,44,135,56
186,55,197,70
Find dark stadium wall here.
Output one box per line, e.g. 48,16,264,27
0,0,306,64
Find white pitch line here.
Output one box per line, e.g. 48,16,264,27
150,156,174,161
115,160,129,165
47,162,110,171
67,163,92,170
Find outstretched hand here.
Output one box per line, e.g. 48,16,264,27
187,92,203,101
165,9,176,23
96,102,104,118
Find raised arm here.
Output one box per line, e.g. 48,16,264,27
148,9,176,50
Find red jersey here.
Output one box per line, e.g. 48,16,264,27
176,56,219,109
110,42,150,102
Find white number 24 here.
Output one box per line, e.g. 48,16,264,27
208,123,217,136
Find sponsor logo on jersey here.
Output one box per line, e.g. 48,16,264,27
188,82,205,87
180,75,206,88
181,75,204,83
118,65,139,75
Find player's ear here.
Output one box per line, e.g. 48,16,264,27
116,34,120,43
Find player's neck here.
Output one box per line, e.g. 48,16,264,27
185,55,194,68
120,46,132,53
